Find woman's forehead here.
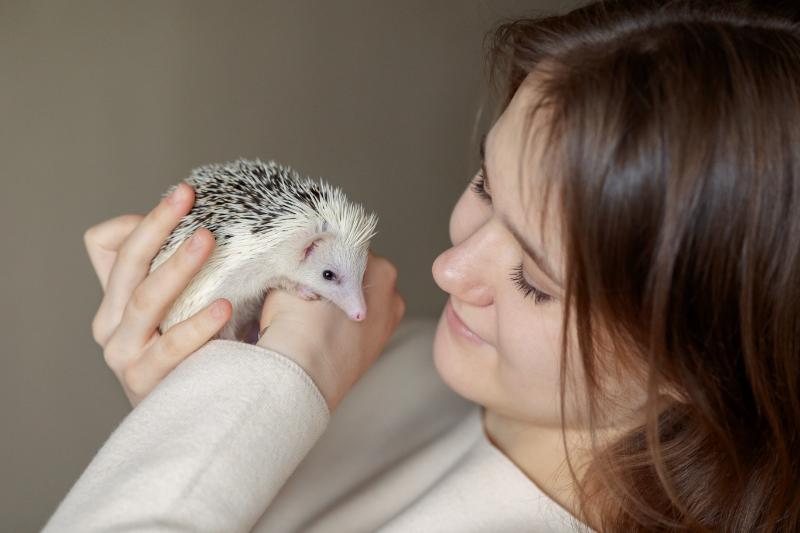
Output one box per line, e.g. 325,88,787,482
494,82,559,221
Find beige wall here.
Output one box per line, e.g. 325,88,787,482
0,1,579,529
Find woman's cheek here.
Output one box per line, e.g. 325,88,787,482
497,302,564,392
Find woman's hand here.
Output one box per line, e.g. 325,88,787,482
84,183,233,407
257,252,405,413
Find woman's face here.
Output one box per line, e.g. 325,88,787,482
432,75,646,430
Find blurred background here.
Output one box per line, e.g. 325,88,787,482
0,1,581,529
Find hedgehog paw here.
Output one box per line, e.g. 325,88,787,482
296,284,320,300
285,281,318,301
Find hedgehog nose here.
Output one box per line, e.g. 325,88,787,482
345,295,367,321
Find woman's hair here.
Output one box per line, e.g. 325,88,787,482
478,1,800,531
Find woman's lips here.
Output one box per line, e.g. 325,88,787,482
445,298,486,346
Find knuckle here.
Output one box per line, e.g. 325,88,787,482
386,263,399,282
158,331,181,359
128,286,152,316
122,366,147,398
91,314,106,346
102,337,123,373
83,226,96,247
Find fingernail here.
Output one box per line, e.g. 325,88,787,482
167,184,184,204
211,300,226,319
188,230,204,251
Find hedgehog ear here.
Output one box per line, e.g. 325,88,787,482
300,232,334,262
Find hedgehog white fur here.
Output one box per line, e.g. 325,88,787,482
150,158,379,342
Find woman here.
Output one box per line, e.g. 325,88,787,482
45,1,800,531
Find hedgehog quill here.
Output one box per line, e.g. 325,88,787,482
149,158,379,341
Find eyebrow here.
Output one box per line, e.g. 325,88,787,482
480,132,564,288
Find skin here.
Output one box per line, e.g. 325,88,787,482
431,72,650,526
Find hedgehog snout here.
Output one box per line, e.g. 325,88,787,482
341,290,367,322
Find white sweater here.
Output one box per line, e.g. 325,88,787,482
43,317,594,532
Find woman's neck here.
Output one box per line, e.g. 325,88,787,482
481,407,597,528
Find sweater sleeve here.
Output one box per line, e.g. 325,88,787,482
42,339,331,533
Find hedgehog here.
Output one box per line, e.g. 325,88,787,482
149,158,379,342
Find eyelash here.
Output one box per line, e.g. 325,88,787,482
510,264,553,304
470,170,554,305
470,169,492,202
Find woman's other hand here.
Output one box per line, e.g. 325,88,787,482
257,251,405,413
84,183,232,407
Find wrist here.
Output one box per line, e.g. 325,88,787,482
256,327,341,412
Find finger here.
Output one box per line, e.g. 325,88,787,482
103,182,194,328
84,214,143,291
123,298,232,399
363,259,397,301
258,285,336,334
113,228,216,349
395,294,406,323
259,287,302,329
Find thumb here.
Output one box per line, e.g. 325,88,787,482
258,287,306,331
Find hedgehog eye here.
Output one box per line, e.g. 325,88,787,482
322,270,337,281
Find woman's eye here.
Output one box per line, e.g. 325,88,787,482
510,263,553,305
470,170,492,204
470,170,552,305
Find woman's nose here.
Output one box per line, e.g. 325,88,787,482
431,227,497,306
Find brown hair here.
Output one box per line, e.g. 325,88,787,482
478,1,800,531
